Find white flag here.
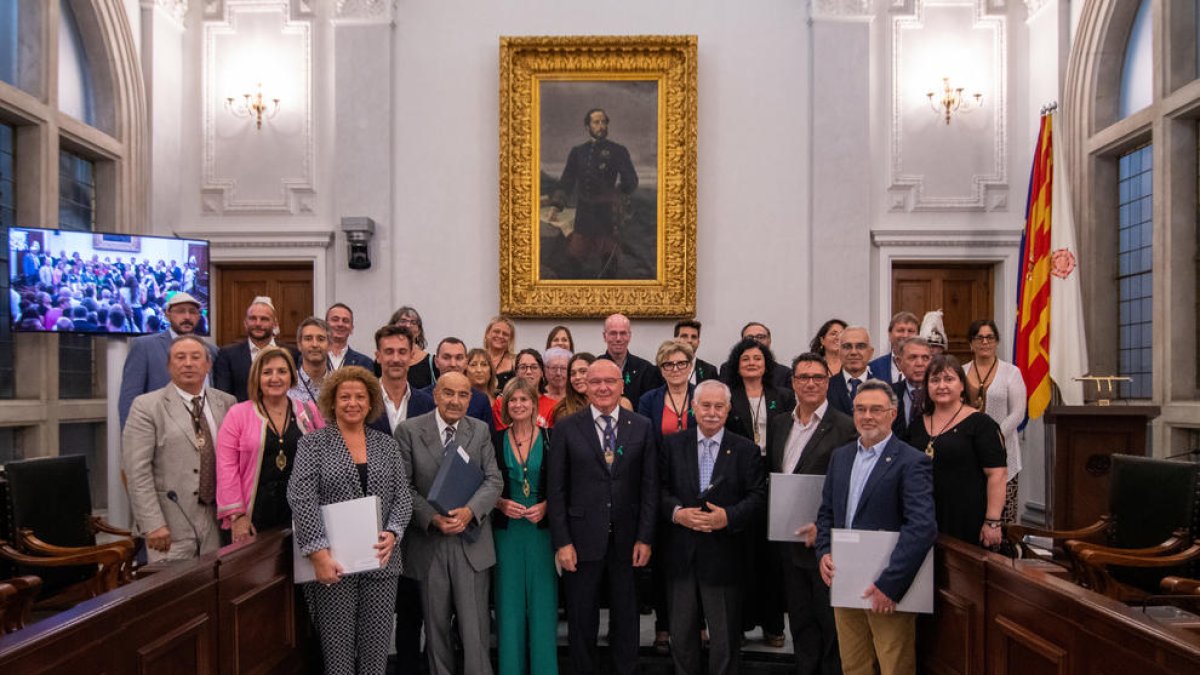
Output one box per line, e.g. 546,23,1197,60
1048,111,1088,404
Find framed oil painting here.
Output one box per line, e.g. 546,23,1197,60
499,35,697,318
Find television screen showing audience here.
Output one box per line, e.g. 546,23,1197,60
8,226,211,335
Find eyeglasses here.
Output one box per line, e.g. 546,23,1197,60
971,335,998,344
547,365,568,373
516,364,541,373
926,374,960,385
853,405,894,416
793,374,829,383
841,343,870,352
660,360,691,371
744,333,769,342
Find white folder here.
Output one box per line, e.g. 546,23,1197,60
292,495,383,584
829,528,934,613
767,473,826,542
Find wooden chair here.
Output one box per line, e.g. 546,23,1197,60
0,575,41,633
0,456,136,609
1005,455,1200,596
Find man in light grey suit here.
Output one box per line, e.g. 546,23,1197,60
395,371,503,675
117,292,217,428
122,335,235,562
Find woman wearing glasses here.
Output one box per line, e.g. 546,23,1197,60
962,319,1026,524
388,306,436,390
907,355,1007,548
542,347,573,402
493,348,558,429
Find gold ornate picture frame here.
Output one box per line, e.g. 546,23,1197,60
499,35,697,318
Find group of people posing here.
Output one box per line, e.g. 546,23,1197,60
117,294,1025,675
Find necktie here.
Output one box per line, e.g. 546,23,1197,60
698,438,715,493
911,386,924,423
443,424,456,451
849,377,862,401
601,415,616,471
191,396,215,504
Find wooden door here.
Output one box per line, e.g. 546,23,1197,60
892,263,994,363
213,264,313,348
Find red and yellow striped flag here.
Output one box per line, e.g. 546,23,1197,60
1016,115,1053,418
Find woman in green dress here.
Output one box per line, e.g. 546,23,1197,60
491,377,558,675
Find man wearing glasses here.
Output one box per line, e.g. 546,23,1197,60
766,353,858,675
815,380,935,675
547,358,658,675
827,326,876,416
720,321,792,387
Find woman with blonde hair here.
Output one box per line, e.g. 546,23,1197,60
484,315,518,391
466,347,498,402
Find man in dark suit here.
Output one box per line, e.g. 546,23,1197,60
661,379,766,675
212,297,279,402
826,326,875,416
673,319,720,385
419,337,492,428
325,303,375,372
118,292,216,427
891,337,932,441
815,380,936,675
766,353,857,675
395,372,503,675
599,313,660,405
369,324,434,673
548,358,658,675
869,311,919,385
718,321,792,387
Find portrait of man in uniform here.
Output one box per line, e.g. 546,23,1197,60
539,80,659,281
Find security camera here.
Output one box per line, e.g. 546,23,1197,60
341,217,375,270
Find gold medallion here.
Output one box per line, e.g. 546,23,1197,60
276,449,288,471
604,449,615,465
925,441,935,459
522,478,531,498
196,435,206,449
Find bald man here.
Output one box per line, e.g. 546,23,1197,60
548,359,658,675
396,372,503,675
599,313,661,405
213,297,281,402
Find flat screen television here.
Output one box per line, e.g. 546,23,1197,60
8,227,210,335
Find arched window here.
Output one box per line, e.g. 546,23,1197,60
1118,0,1153,119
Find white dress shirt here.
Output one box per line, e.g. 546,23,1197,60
782,401,827,474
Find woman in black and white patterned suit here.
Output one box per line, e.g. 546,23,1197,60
288,365,413,675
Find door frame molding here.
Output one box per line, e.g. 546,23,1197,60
872,229,1020,353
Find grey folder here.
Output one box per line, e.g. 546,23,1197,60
829,528,934,613
768,473,826,542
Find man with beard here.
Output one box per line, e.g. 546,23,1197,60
549,108,638,279
213,297,281,402
118,291,216,427
288,317,331,408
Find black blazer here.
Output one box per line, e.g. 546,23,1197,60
547,407,658,562
765,405,857,568
491,428,551,530
636,383,697,448
600,351,658,407
726,385,795,447
339,347,376,373
891,380,923,441
366,386,436,435
213,341,253,402
659,429,766,584
692,358,720,384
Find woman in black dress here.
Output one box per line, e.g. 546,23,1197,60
906,354,1007,547
389,306,437,389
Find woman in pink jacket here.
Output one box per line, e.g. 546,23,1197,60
217,346,323,542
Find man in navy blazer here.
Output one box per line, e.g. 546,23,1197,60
890,337,932,441
868,311,919,385
212,297,280,402
548,358,657,675
325,303,375,372
419,338,492,429
826,326,876,416
661,379,765,675
815,379,936,675
118,292,216,427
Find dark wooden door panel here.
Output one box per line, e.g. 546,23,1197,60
213,265,313,348
892,264,994,364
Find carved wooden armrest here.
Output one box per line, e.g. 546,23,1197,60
16,529,134,558
1078,542,1200,569
1065,530,1188,558
1161,576,1200,595
1006,517,1110,544
0,576,39,633
0,541,127,568
88,516,133,538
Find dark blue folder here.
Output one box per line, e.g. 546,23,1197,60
428,446,485,517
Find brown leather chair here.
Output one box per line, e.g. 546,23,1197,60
0,575,41,633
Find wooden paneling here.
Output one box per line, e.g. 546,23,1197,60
892,264,994,363
922,539,989,675
213,265,313,348
0,529,308,675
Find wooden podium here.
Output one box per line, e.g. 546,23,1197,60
1043,405,1160,529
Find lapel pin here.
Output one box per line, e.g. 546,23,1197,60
885,456,892,463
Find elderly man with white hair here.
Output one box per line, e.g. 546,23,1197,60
660,379,767,675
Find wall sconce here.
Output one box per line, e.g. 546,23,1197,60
224,83,280,130
926,77,982,125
